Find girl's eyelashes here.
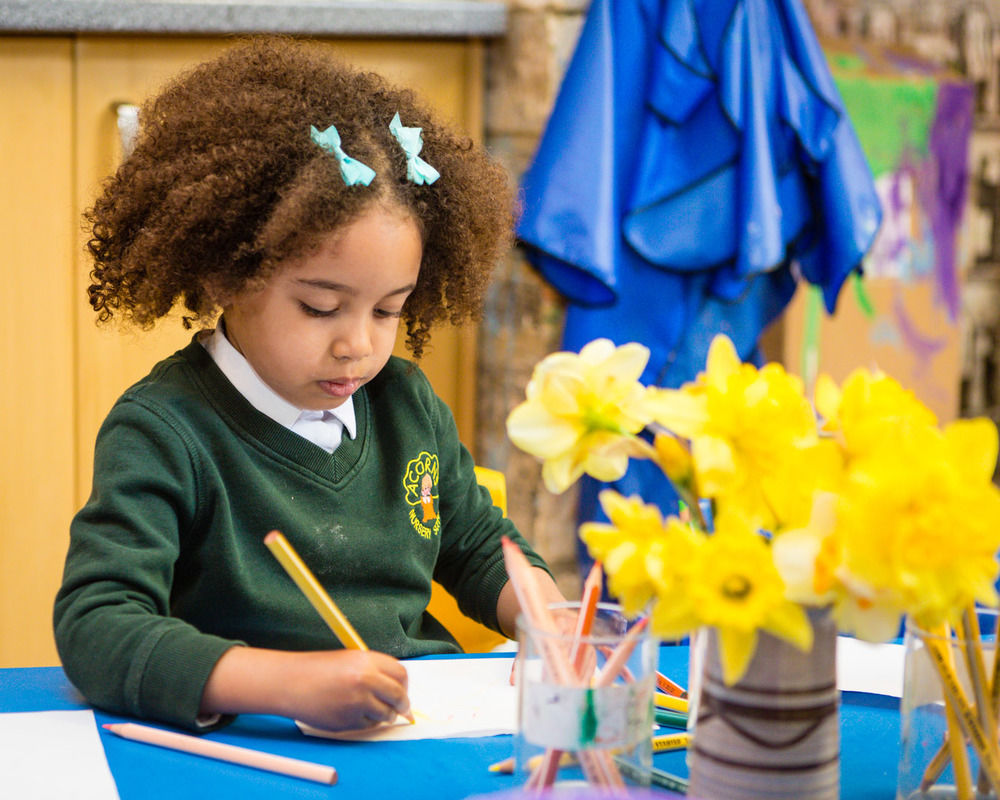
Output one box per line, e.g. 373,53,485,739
299,302,337,317
298,301,404,319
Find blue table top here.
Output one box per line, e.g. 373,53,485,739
0,646,900,798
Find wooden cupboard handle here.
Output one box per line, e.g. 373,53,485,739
113,102,139,158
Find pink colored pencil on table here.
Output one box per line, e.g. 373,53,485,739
102,722,337,785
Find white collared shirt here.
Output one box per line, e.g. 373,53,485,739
201,323,356,454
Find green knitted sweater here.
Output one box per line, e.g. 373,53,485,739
54,337,546,729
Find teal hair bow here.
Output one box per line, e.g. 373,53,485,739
309,124,376,187
389,112,440,185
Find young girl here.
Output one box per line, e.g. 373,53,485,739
54,36,563,733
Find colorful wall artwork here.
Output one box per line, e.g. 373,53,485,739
783,43,974,422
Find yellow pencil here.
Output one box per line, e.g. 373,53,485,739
654,693,690,714
652,731,691,752
265,531,368,650
263,530,415,723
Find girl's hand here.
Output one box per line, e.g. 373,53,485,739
276,649,411,731
201,646,411,731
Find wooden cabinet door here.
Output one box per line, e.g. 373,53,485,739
0,37,75,667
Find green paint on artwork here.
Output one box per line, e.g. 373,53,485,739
802,284,822,386
830,53,868,73
851,272,876,319
833,70,937,177
579,688,598,746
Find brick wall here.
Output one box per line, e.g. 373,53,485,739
477,1,588,596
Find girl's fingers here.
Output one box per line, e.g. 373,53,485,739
369,667,411,720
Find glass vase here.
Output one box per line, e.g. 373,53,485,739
687,609,840,800
514,602,657,791
897,609,1000,800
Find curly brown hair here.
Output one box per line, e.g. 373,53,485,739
86,36,514,358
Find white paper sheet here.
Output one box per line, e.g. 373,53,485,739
0,709,120,799
298,656,517,741
836,636,905,697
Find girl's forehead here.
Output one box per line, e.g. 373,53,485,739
275,206,422,280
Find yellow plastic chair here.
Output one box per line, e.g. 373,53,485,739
426,466,509,652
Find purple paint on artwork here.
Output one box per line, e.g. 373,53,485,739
889,169,905,216
883,47,940,75
884,169,909,262
928,81,975,320
893,292,946,377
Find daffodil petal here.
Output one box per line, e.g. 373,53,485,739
541,454,584,494
646,388,709,437
717,627,758,685
578,338,617,364
831,595,902,642
583,446,631,482
506,402,582,458
650,596,699,640
691,435,737,494
539,371,587,415
763,602,814,653
943,418,999,483
771,529,825,604
705,335,741,390
594,341,652,384
814,373,841,427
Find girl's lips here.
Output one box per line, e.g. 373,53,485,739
319,378,362,398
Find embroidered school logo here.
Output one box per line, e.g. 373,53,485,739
403,451,441,539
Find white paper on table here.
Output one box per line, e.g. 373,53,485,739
836,636,905,697
0,709,120,799
297,656,517,741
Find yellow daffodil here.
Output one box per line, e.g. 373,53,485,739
686,511,813,683
580,490,699,618
651,431,703,522
815,368,937,458
646,334,832,531
781,414,1000,640
506,339,656,493
652,431,694,489
771,492,839,604
772,492,904,642
835,420,1000,628
828,577,907,643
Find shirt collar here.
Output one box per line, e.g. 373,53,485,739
202,322,356,439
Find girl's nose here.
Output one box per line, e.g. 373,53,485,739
330,317,373,361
